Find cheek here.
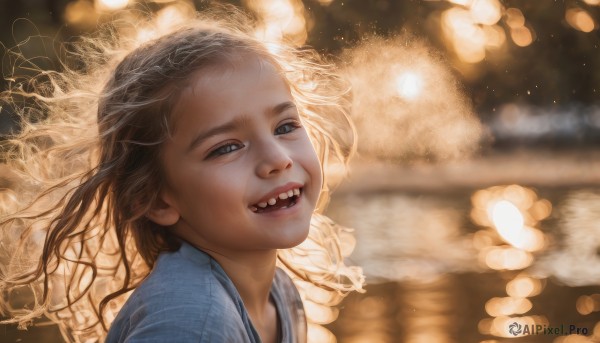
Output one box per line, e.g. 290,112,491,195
169,163,245,212
195,168,243,196
301,139,323,191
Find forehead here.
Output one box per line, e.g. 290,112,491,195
189,55,285,93
169,56,293,132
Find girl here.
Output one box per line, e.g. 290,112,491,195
0,6,363,343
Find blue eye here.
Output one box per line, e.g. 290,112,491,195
275,121,302,135
207,142,244,158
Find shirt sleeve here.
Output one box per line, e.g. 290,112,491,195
108,297,250,343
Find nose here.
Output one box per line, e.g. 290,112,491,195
255,139,293,178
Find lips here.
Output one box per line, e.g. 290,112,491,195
249,182,303,213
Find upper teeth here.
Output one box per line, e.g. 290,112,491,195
253,188,301,210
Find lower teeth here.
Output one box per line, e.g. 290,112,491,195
253,198,296,212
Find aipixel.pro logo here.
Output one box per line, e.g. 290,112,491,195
508,322,589,337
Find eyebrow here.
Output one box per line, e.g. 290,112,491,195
187,101,297,152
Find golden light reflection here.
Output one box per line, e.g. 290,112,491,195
583,0,600,5
592,322,600,342
566,8,596,33
395,72,424,100
471,185,549,253
536,190,600,286
95,0,129,11
490,200,544,251
481,245,533,270
326,192,480,282
472,186,581,341
554,335,598,343
576,295,596,315
506,275,543,298
402,278,455,343
491,199,523,235
576,294,600,315
529,199,552,221
472,229,495,250
357,296,387,319
485,296,532,317
244,0,307,45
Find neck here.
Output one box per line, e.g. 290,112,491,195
207,248,278,321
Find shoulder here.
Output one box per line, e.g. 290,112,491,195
106,248,250,343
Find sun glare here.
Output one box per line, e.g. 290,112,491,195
395,72,424,100
490,200,544,251
491,200,526,248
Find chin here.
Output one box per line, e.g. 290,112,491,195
277,224,310,249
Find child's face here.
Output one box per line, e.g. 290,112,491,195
151,56,322,255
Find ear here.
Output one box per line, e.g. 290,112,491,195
146,191,180,226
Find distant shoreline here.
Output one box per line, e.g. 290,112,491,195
335,149,600,194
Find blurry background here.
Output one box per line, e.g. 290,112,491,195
1,0,600,342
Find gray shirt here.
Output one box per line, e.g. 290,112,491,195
105,241,307,343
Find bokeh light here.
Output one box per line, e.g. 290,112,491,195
506,275,543,298
442,7,487,63
565,8,596,33
576,295,600,316
244,0,307,45
505,8,526,28
95,0,129,11
481,245,534,270
64,0,98,28
470,0,502,26
485,296,533,317
510,26,534,47
439,0,541,63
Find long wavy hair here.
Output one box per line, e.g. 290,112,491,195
0,6,363,342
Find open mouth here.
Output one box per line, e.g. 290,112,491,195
250,187,302,213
